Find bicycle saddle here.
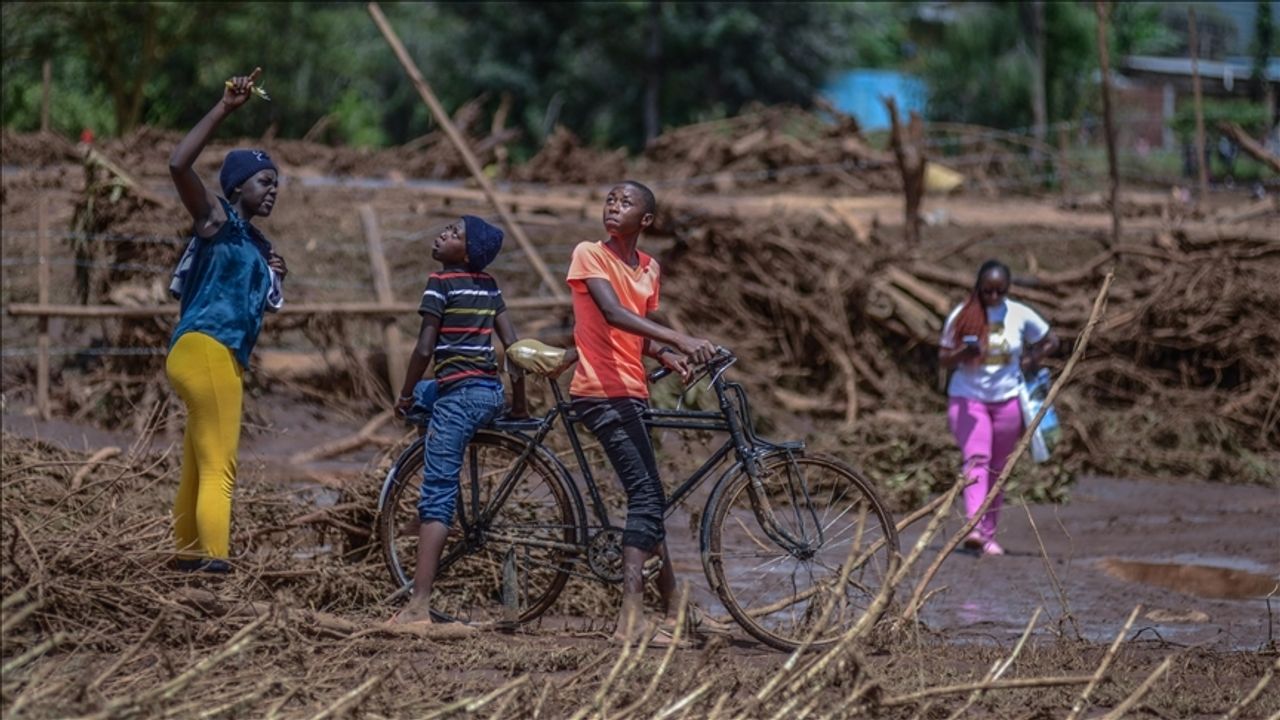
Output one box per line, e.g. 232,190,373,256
506,338,568,377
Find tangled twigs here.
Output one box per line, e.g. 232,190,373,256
944,606,1043,719
1099,654,1175,720
69,447,122,494
880,674,1096,708
1222,656,1279,720
1066,604,1142,720
81,613,268,720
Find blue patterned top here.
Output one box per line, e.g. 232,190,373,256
169,199,273,369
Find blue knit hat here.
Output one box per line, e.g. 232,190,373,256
219,149,278,197
462,215,504,272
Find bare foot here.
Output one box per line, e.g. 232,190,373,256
611,614,649,644
388,603,434,626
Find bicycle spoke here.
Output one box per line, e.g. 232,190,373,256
707,455,898,650
378,431,579,626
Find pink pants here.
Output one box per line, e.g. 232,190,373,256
947,396,1023,541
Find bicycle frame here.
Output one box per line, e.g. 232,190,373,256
493,355,823,555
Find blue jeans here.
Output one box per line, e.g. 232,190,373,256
418,379,505,524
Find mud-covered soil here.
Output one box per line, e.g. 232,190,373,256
2,407,1280,712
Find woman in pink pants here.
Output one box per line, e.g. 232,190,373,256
939,260,1059,556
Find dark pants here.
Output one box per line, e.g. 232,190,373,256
573,397,665,552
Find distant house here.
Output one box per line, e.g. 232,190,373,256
1117,54,1279,149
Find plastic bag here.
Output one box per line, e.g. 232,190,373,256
1019,367,1061,463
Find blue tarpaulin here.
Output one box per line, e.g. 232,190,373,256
821,69,927,131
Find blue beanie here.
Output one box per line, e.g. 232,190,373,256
219,149,278,197
462,215,504,272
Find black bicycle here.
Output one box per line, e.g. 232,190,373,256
376,349,899,650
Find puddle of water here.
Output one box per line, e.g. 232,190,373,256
1098,558,1280,600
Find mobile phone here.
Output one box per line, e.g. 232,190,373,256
962,335,980,350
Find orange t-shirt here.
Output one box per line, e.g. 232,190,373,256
567,241,660,398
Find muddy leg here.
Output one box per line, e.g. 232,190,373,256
390,520,449,624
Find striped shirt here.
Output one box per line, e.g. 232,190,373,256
419,270,506,387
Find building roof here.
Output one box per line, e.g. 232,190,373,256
1122,55,1280,84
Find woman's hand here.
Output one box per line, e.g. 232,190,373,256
1021,348,1043,374
268,251,288,279
221,67,262,112
939,342,982,370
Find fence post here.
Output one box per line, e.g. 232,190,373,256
1095,0,1121,249
1057,125,1072,197
1189,8,1210,202
40,59,51,133
360,204,406,403
36,196,51,420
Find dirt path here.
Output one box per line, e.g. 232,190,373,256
903,474,1279,651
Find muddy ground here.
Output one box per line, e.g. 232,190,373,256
2,410,1277,718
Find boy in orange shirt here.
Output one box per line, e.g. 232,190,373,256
564,181,719,645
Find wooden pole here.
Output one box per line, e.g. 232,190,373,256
1189,8,1210,201
884,96,926,248
1095,0,1121,248
359,204,406,402
365,2,566,301
40,59,51,134
1057,124,1072,196
36,196,51,420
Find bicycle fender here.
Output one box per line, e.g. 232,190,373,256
697,447,801,554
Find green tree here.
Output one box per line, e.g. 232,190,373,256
4,1,867,151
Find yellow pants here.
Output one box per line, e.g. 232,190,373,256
166,332,244,560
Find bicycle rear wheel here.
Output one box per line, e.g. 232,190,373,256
378,430,581,625
703,453,899,651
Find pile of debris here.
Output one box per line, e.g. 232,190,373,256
658,213,1280,487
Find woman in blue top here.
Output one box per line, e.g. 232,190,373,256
166,68,287,572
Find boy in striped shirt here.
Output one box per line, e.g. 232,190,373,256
389,215,525,627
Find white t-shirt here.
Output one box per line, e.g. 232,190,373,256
940,299,1050,402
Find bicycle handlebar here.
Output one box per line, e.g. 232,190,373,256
647,347,734,385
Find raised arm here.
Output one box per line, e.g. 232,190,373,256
583,278,715,365
169,67,260,238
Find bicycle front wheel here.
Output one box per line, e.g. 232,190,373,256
703,453,899,651
378,430,581,625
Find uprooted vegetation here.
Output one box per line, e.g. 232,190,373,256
3,434,1275,719
4,106,1276,499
